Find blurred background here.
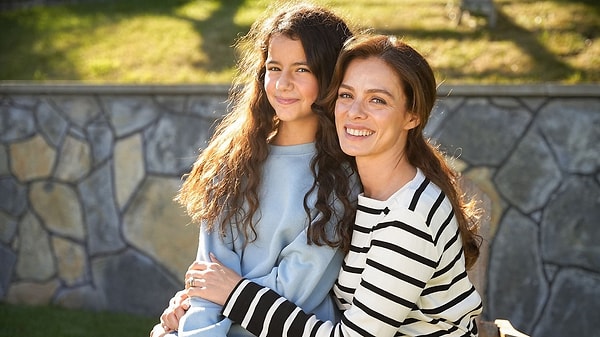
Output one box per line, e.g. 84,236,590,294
0,0,598,84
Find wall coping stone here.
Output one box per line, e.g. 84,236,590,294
1,82,599,97
0,83,232,95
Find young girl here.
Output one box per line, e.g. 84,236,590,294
150,3,358,337
185,34,484,337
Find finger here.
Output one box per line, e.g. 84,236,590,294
186,260,197,270
188,260,211,271
185,269,204,278
163,313,179,331
160,310,175,331
186,286,204,298
173,290,188,306
181,297,191,310
209,252,222,264
174,306,188,320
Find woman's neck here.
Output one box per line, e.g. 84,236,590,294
357,155,416,201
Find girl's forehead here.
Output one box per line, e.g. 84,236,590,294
267,35,304,54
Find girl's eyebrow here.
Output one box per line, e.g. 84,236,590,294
266,59,310,67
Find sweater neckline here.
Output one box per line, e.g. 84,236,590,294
359,168,425,207
268,142,316,155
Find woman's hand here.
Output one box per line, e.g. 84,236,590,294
159,289,190,332
185,253,242,306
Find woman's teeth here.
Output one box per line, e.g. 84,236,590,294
346,128,374,137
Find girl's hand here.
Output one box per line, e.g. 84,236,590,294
159,289,190,332
185,253,242,306
149,322,170,337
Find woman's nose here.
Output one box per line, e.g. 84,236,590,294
347,100,366,118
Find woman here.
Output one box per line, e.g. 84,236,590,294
150,3,358,337
186,34,484,336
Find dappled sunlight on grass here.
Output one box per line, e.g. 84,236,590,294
0,0,597,83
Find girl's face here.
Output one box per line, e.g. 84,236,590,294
334,57,419,162
264,34,319,135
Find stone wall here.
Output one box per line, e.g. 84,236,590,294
0,83,598,337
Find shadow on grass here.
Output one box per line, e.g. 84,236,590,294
0,0,247,81
183,0,247,73
0,0,597,82
377,3,581,83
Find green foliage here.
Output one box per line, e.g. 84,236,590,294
0,0,598,84
0,303,157,337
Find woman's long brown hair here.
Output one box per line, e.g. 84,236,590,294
324,35,481,268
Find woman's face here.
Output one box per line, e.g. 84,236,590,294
334,57,419,162
264,34,319,130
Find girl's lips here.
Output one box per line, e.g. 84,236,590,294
276,97,299,105
346,127,374,137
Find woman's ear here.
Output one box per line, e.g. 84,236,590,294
404,112,420,130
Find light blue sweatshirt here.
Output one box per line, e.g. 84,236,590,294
176,142,358,337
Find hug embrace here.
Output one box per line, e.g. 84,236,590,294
151,2,483,337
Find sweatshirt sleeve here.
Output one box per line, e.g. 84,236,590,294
177,225,241,337
220,210,439,337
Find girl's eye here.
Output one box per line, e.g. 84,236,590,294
338,92,352,99
297,67,311,73
267,66,280,71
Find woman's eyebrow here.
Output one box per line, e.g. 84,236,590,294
366,88,393,97
339,83,393,97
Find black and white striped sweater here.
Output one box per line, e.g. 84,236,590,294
222,169,482,337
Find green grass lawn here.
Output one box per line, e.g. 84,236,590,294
0,0,598,84
0,0,600,84
0,302,157,337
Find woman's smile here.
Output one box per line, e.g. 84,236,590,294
345,127,374,137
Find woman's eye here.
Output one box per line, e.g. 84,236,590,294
338,92,352,99
267,66,280,71
371,97,386,104
297,67,311,73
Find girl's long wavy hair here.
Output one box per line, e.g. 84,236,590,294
176,2,357,252
324,34,481,268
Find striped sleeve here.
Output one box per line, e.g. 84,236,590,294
221,211,439,337
221,176,481,337
223,279,331,337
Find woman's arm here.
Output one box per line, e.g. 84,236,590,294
190,217,439,337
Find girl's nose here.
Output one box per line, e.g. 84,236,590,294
276,72,292,91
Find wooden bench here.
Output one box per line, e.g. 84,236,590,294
479,319,530,337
